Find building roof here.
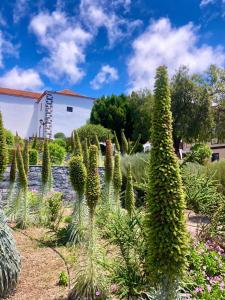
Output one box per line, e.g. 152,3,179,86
0,87,42,99
0,87,95,102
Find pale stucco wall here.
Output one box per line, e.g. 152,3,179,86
0,94,38,138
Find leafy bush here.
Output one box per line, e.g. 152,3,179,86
54,132,66,139
58,271,68,286
49,143,66,165
29,149,38,165
46,192,63,230
184,144,212,165
4,129,14,146
52,138,67,149
77,124,112,143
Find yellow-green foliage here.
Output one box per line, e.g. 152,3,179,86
113,154,122,206
121,129,128,154
73,130,82,157
146,66,188,286
0,112,7,180
125,164,135,217
16,146,27,189
114,131,120,152
86,145,100,215
94,134,100,150
104,139,113,184
42,139,51,186
69,155,87,197
9,149,17,184
82,138,89,169
23,140,29,175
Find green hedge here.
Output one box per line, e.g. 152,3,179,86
77,124,112,143
49,143,66,165
29,149,38,165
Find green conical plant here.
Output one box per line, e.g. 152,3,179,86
42,139,51,190
82,138,89,169
69,155,87,244
32,134,37,149
121,129,128,154
114,131,120,152
0,211,21,298
94,134,100,150
9,149,17,184
71,131,74,152
129,134,141,155
125,164,135,217
113,153,122,208
16,145,27,189
0,112,7,180
23,140,29,176
104,139,113,204
73,130,83,157
86,145,100,218
145,66,188,297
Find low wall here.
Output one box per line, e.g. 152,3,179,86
0,166,104,204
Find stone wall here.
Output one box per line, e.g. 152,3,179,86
0,166,104,204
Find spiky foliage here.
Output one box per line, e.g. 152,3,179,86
73,130,83,157
9,149,17,184
69,156,87,197
121,129,128,154
146,66,188,295
114,131,120,152
0,211,21,298
16,145,27,189
129,134,141,155
113,153,122,208
82,138,89,169
0,112,7,180
42,139,51,189
23,140,29,176
94,134,100,150
125,164,135,217
32,134,38,149
104,139,113,184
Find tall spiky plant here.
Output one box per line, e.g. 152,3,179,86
104,139,113,204
0,112,7,180
82,138,89,169
32,134,38,149
114,131,120,152
69,155,87,244
94,134,100,151
145,66,188,298
113,153,122,208
73,130,83,157
23,140,29,176
125,164,135,217
6,149,17,210
42,139,52,192
121,129,128,155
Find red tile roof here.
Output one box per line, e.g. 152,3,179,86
55,89,95,100
0,87,42,99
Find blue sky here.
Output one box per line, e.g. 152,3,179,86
0,0,224,98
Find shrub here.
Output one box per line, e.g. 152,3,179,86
58,271,68,286
4,129,14,146
77,124,112,143
52,138,67,149
145,66,188,295
184,143,212,165
46,192,63,230
29,149,38,165
49,143,66,165
54,132,66,139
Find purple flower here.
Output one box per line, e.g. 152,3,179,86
207,285,211,292
96,290,101,296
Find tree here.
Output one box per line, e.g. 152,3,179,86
171,66,213,156
23,140,29,176
0,112,7,180
146,66,188,297
125,164,135,217
113,154,122,208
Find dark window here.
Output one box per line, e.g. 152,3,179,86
67,106,73,112
212,153,219,162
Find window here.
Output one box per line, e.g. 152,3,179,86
67,106,73,112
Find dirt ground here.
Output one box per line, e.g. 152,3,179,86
7,227,69,300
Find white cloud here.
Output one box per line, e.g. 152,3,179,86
0,67,44,90
29,11,92,84
200,0,216,6
90,64,119,89
13,0,29,23
0,31,18,68
79,0,141,47
127,18,225,91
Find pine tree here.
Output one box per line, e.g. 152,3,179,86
113,153,122,208
145,66,188,296
42,139,51,189
73,130,83,157
9,149,17,184
125,164,135,217
114,131,120,152
0,112,7,180
121,129,128,154
23,140,29,176
82,138,89,169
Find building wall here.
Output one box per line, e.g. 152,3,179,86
0,94,37,138
51,93,94,137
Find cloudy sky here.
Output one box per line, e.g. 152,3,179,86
0,0,224,97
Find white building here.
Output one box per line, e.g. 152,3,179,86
0,87,95,138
